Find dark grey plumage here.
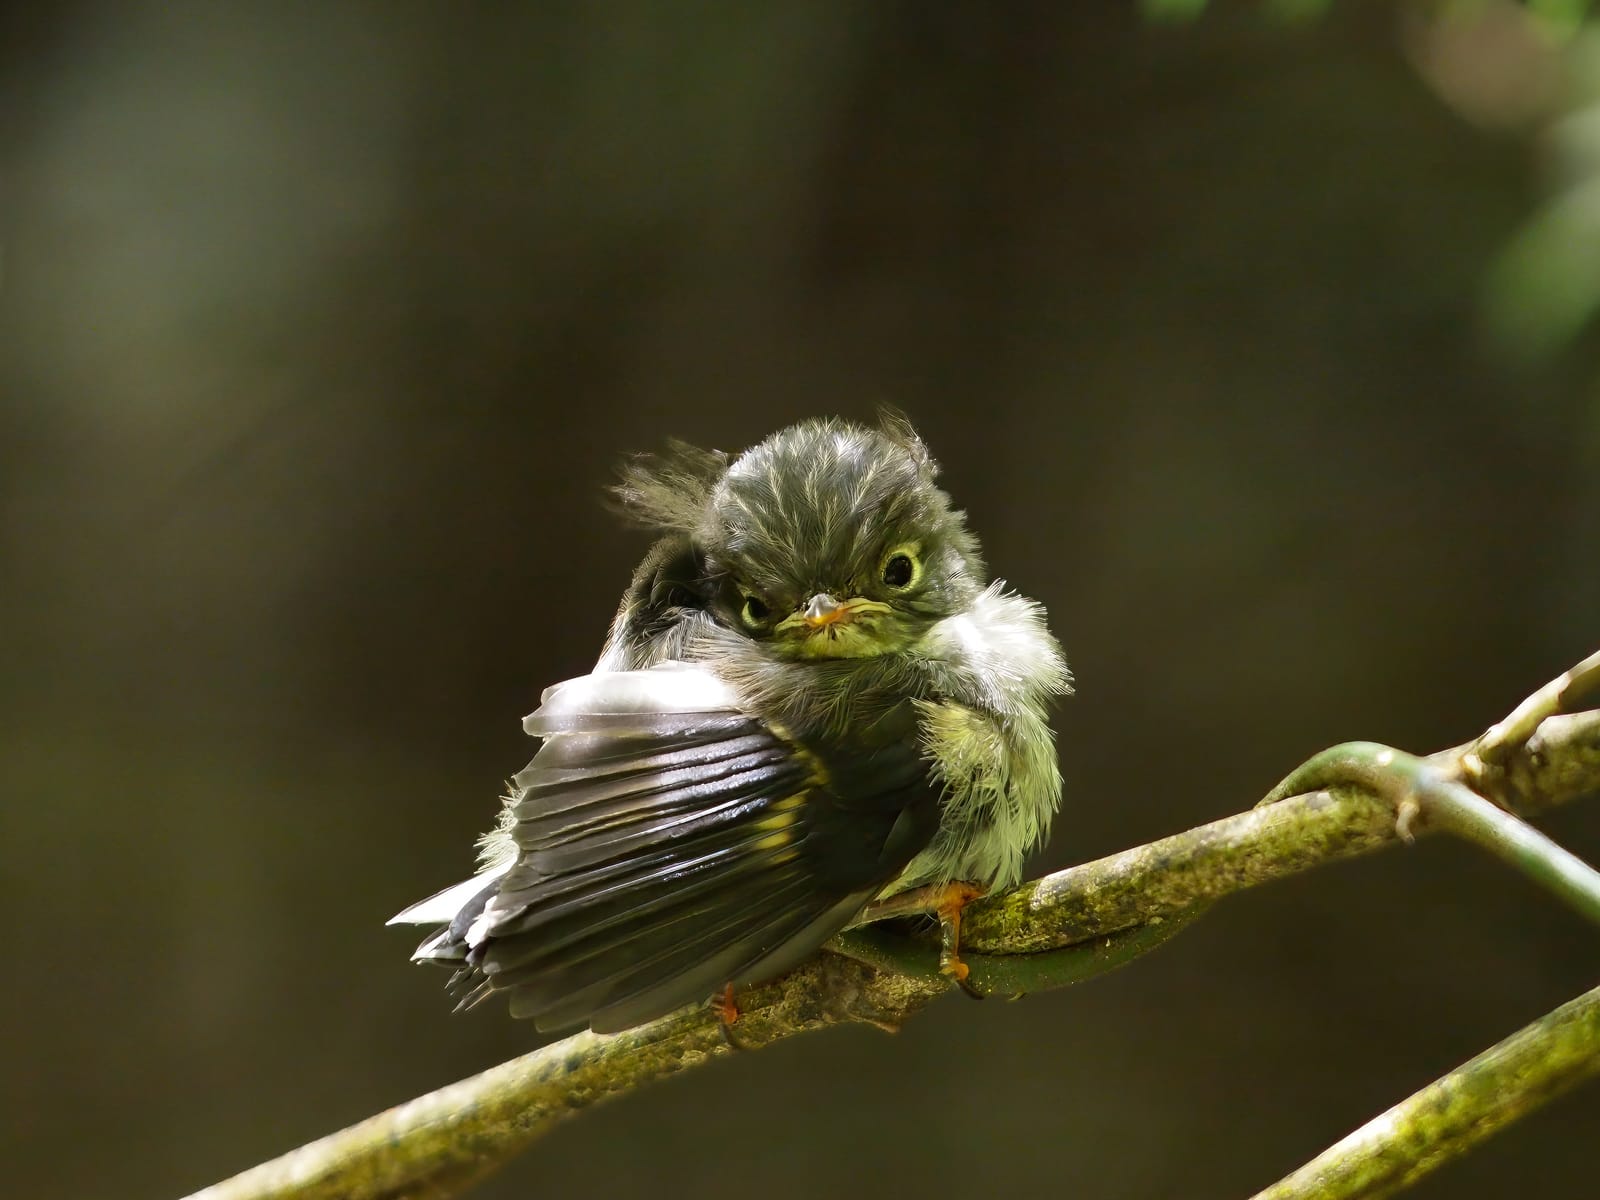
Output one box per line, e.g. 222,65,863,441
391,416,1070,1032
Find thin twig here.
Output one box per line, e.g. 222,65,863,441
1423,780,1600,924
1257,741,1600,926
1250,981,1600,1200
1475,647,1600,769
961,706,1600,953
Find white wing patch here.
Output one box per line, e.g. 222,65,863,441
392,664,744,937
529,663,739,728
387,860,512,926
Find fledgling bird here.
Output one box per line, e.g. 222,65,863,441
390,415,1070,1033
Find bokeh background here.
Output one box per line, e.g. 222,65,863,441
4,2,1599,1197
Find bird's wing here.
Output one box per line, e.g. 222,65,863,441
457,663,937,1032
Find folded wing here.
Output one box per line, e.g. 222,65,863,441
393,664,937,1032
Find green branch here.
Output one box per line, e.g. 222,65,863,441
183,658,1600,1200
1259,739,1600,925
961,706,1600,953
1250,982,1600,1200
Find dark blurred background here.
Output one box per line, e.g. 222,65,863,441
4,2,1599,1197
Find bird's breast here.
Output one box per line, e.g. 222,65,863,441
890,697,1063,893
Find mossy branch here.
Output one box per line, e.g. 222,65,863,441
184,654,1600,1200
1250,981,1600,1200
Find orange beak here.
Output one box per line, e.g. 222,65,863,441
777,594,892,641
801,593,853,629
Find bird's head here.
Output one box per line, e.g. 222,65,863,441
616,415,986,661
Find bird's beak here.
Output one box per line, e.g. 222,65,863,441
775,594,894,637
802,593,850,628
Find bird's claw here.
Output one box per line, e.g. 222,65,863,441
936,881,985,998
712,984,746,1051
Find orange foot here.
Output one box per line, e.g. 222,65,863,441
861,880,987,997
712,983,745,1050
934,881,985,995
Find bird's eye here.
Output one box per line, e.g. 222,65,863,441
881,548,920,590
740,592,772,629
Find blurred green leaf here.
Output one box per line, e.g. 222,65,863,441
1264,0,1334,21
1140,0,1210,22
1483,23,1600,356
1528,0,1593,39
1485,177,1600,357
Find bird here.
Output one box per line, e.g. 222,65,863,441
389,414,1071,1034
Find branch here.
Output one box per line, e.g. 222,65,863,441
183,665,1600,1200
1250,981,1600,1200
960,709,1600,953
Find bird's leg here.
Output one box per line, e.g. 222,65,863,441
861,880,986,997
711,983,745,1050
934,881,984,992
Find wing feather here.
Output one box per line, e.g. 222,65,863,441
400,664,939,1031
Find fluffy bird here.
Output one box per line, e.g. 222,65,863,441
390,415,1070,1033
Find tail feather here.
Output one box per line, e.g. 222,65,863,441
391,867,507,964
